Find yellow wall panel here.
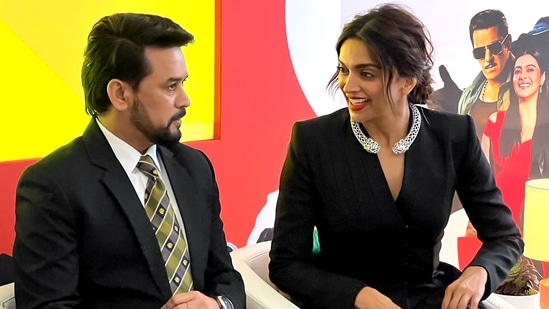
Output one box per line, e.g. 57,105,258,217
0,0,216,162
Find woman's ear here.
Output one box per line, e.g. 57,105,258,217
403,77,417,95
106,79,132,111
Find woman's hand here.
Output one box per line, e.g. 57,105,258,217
442,266,487,309
354,286,402,309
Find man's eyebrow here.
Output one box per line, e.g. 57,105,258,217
167,76,187,83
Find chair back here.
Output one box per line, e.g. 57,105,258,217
0,283,15,309
230,241,298,309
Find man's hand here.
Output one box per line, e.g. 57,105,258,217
354,286,402,309
431,65,463,113
442,266,487,309
161,291,220,309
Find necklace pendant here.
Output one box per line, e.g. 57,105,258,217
392,139,408,154
363,138,380,154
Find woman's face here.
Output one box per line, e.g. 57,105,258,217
513,53,545,101
337,38,409,124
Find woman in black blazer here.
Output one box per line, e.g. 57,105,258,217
268,4,523,309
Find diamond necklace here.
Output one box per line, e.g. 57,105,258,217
351,103,421,154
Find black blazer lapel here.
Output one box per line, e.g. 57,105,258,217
81,119,172,299
338,112,397,210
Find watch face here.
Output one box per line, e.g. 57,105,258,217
217,295,232,309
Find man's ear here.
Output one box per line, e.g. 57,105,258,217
106,79,133,111
505,34,512,47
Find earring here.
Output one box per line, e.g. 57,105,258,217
541,86,543,94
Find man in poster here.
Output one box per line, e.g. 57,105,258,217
458,9,514,141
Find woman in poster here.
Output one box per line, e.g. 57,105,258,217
481,33,549,230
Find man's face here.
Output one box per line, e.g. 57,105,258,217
472,26,511,81
129,47,190,146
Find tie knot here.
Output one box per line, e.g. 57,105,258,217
136,155,160,178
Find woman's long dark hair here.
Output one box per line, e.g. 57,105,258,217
500,34,549,177
326,4,435,105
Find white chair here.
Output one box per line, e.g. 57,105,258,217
0,282,15,309
231,241,298,309
230,241,518,309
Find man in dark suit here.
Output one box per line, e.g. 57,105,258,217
13,13,244,309
0,254,14,286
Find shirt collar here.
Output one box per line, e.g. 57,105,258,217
95,118,161,174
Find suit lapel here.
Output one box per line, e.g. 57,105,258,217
339,112,396,209
82,120,172,299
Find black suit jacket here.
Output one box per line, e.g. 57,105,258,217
0,254,14,286
269,106,523,309
14,120,245,309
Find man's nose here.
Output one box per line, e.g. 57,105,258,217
176,87,190,108
484,48,494,62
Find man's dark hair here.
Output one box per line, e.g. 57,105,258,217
81,13,194,115
469,9,508,45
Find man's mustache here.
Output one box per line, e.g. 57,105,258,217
170,109,186,122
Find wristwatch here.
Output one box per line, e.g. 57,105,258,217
215,295,234,309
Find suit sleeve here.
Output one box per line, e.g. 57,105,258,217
455,115,524,299
14,165,80,309
198,152,246,309
269,122,367,309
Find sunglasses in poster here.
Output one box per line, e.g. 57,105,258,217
472,34,510,60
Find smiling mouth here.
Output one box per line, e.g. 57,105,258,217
349,98,369,105
484,62,497,70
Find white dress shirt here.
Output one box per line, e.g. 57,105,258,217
96,119,186,236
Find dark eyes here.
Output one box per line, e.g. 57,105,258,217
337,66,374,78
514,68,537,75
336,65,349,74
168,80,186,91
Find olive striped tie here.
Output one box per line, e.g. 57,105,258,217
136,155,193,294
